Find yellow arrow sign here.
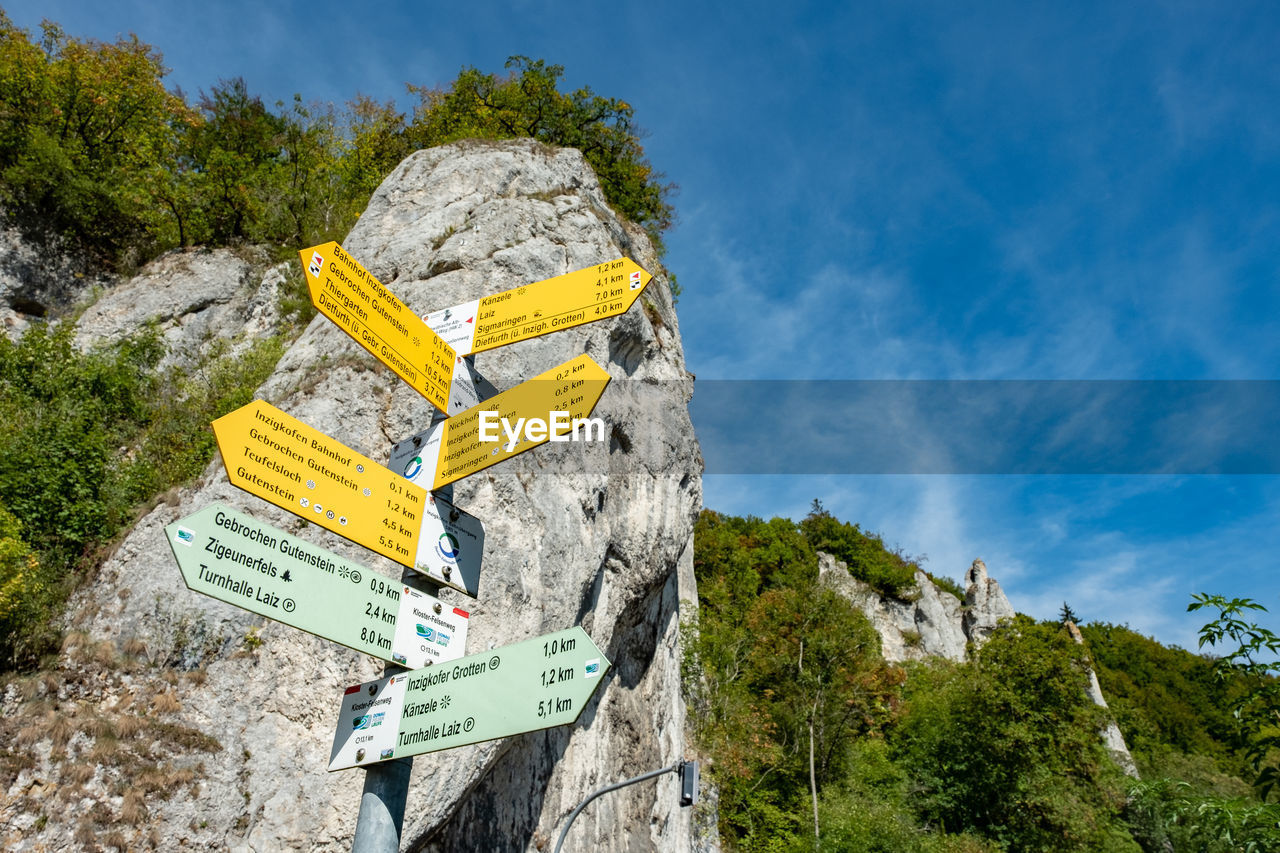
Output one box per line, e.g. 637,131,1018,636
399,354,611,491
213,400,429,567
301,242,460,413
423,258,652,356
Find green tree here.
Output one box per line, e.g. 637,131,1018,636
0,323,161,558
687,580,896,852
268,95,342,245
1080,620,1243,773
809,740,999,853
339,94,409,201
407,56,674,249
183,77,286,243
1189,593,1280,799
0,500,56,666
799,504,918,596
892,618,1139,851
689,510,902,851
0,13,191,261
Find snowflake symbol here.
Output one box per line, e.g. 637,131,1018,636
440,695,451,710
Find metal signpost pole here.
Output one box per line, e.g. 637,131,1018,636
352,564,437,853
352,406,453,853
352,721,412,853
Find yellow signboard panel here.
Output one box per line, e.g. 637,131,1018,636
400,354,611,491
301,242,457,413
213,400,428,567
424,258,652,356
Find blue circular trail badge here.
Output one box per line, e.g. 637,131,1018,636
436,532,461,563
403,456,423,480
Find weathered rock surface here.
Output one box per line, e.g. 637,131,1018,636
962,558,1016,648
818,553,968,662
0,222,111,339
1066,621,1140,778
3,139,703,852
819,554,1016,662
73,246,288,370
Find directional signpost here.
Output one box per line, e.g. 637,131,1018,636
176,242,647,850
329,626,610,770
166,503,470,668
392,353,611,492
211,400,484,585
424,258,652,356
301,242,474,414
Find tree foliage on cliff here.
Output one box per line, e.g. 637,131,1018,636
687,510,905,848
406,56,674,246
0,13,191,259
894,618,1138,851
0,14,673,267
1081,620,1249,777
0,322,285,668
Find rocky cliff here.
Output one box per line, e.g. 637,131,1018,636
817,554,1016,662
821,553,1138,778
1,139,703,851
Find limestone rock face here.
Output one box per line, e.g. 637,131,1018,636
73,246,288,370
962,558,1015,647
7,140,702,852
819,553,1018,662
1066,621,1139,778
817,553,967,662
0,223,110,339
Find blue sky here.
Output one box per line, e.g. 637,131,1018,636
10,0,1278,648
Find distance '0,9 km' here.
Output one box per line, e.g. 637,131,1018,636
369,576,398,599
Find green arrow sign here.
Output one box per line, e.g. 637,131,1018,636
165,504,471,669
329,626,610,770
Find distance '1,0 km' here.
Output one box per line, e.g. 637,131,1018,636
537,633,583,717
544,635,577,657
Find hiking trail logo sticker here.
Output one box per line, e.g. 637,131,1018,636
174,527,195,546
403,456,423,480
436,532,461,563
308,251,324,278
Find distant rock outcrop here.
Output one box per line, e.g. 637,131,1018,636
962,558,1016,648
818,554,1016,662
821,552,1138,781
1,139,704,852
1066,621,1140,778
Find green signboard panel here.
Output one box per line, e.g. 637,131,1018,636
166,504,470,669
329,626,610,769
